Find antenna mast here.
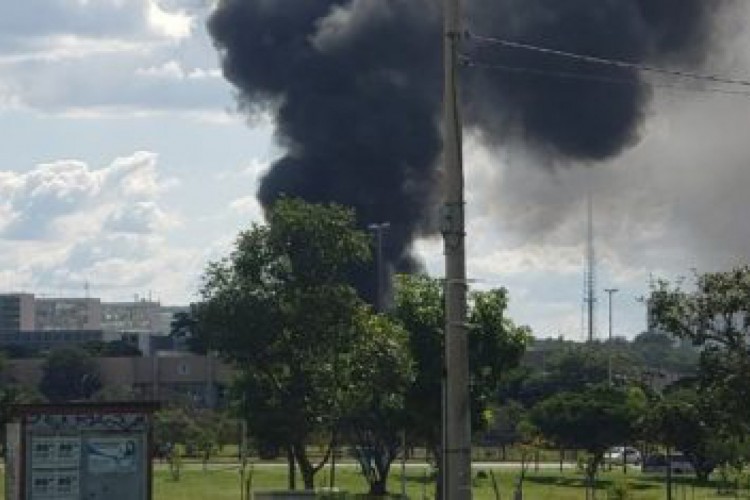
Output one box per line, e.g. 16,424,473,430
584,194,597,342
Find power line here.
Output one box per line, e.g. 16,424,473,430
461,57,750,98
467,31,750,89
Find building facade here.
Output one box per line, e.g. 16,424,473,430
0,293,35,331
6,354,232,408
0,292,185,355
35,297,102,331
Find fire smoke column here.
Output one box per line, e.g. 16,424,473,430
207,0,444,301
442,0,471,497
207,1,724,303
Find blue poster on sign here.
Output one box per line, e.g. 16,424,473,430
86,438,137,474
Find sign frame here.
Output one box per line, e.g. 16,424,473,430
7,401,159,500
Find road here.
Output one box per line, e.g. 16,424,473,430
151,461,578,471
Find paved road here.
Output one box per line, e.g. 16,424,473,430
152,461,578,471
0,461,579,471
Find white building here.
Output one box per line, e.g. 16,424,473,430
35,297,102,331
0,292,186,355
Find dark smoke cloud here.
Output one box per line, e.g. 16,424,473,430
207,0,723,301
465,0,715,159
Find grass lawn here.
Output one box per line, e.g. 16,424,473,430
3,463,746,499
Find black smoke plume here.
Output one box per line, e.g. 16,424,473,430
208,0,721,302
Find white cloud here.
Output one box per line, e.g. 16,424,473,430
136,60,221,80
108,151,164,198
41,232,199,302
0,1,193,44
0,151,172,239
136,60,187,79
229,196,261,217
187,67,221,79
0,1,226,115
104,201,178,234
471,244,583,277
0,151,210,304
0,36,155,65
147,0,193,39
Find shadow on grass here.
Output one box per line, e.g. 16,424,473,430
637,474,714,488
402,472,436,486
524,473,664,492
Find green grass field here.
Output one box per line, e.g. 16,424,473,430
3,463,747,499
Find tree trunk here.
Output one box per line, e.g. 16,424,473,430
666,446,673,500
430,445,443,500
329,431,337,489
585,453,604,500
369,476,389,496
695,468,711,483
286,445,296,490
293,443,315,490
368,454,393,497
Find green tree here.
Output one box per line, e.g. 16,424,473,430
39,347,102,402
154,407,196,452
630,332,699,375
170,308,207,354
82,340,141,357
0,354,43,442
390,274,530,479
650,266,750,436
642,386,723,482
153,407,230,466
512,344,639,407
343,312,413,496
390,274,443,456
469,289,531,423
531,385,643,491
0,354,16,443
197,198,372,490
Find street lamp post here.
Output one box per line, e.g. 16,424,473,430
368,222,390,312
604,288,619,385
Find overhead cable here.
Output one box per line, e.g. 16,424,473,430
467,31,750,89
461,57,750,98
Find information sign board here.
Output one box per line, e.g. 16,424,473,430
4,402,158,500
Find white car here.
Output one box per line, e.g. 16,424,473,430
605,446,642,465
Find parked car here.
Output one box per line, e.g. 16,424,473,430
642,453,695,474
605,446,642,465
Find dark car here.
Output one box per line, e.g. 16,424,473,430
642,453,695,474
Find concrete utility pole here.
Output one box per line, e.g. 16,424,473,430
368,222,390,312
442,0,471,497
605,288,618,385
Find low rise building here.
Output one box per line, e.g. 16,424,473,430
6,353,233,408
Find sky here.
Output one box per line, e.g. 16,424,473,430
1,1,750,340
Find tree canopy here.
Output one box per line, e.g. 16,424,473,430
196,197,406,490
642,384,727,481
390,274,531,456
531,384,645,484
39,347,102,402
650,266,750,436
